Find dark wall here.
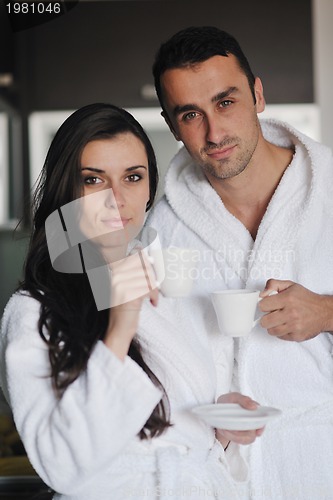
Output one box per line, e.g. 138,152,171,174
0,3,17,109
0,0,313,111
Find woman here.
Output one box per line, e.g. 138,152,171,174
0,103,261,499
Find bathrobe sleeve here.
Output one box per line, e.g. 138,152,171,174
0,293,162,494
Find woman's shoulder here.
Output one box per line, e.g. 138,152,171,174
3,290,40,311
1,291,41,334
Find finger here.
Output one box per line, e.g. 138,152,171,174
217,392,258,410
225,425,265,440
235,396,258,410
111,253,158,305
149,287,159,307
266,322,293,338
260,307,300,338
219,429,260,445
273,333,296,342
264,323,301,341
259,294,281,313
111,276,152,307
260,309,286,329
138,250,159,291
260,279,294,298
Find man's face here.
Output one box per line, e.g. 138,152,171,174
160,55,265,181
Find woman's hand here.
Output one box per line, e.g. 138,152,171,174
103,250,158,360
215,392,265,449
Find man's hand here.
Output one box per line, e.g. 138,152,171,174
259,279,333,341
215,393,265,448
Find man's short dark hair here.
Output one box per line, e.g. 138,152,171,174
153,26,256,109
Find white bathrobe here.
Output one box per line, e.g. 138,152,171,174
145,119,333,499
0,291,247,499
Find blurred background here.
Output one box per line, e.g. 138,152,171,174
0,0,332,495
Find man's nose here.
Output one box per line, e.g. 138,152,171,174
205,114,225,145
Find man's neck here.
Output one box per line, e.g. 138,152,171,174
206,141,294,240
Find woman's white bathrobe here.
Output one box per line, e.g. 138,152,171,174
146,119,333,499
0,291,247,500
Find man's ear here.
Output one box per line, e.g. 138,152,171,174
161,110,181,141
254,77,265,114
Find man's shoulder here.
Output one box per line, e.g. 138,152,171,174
147,196,177,226
145,196,181,245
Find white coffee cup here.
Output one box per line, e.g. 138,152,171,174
211,289,265,337
149,247,198,297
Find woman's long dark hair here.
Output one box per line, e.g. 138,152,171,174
21,103,170,438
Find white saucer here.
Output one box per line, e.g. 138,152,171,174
191,403,282,430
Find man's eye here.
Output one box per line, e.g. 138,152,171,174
183,112,198,121
219,100,232,108
84,176,102,185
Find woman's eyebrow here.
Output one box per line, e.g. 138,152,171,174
81,166,147,173
125,165,148,172
81,167,105,173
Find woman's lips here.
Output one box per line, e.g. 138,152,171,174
101,218,130,229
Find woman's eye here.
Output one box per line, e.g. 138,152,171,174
84,176,102,185
126,174,141,182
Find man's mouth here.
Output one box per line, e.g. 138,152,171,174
206,145,236,160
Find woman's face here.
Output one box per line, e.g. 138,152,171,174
78,132,150,257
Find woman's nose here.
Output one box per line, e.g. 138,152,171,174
105,187,125,210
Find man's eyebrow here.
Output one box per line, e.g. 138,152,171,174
211,87,239,103
172,87,239,117
173,103,201,118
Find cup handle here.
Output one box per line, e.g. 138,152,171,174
253,290,278,327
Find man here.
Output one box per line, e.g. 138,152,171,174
147,26,333,499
